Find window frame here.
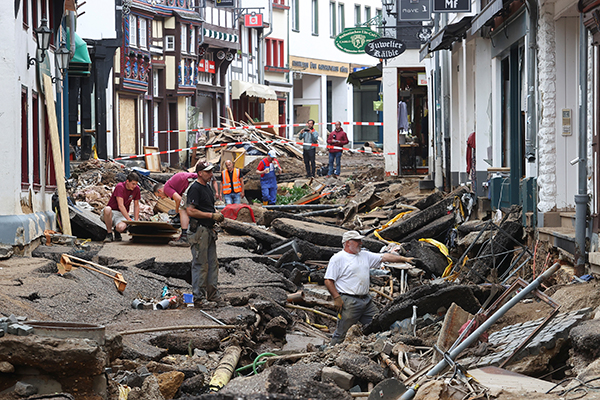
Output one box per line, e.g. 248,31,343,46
338,3,345,33
330,1,336,37
265,38,285,68
139,18,147,49
354,4,361,26
190,26,196,54
364,6,371,24
130,14,137,47
165,35,175,51
181,24,188,54
312,0,319,36
291,0,300,31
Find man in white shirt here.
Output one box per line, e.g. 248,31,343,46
324,231,414,345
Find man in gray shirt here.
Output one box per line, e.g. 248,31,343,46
299,119,319,178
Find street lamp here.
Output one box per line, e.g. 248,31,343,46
52,42,71,82
382,0,397,16
27,18,52,69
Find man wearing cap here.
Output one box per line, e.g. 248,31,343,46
324,230,414,345
153,171,198,246
256,150,282,205
185,161,227,308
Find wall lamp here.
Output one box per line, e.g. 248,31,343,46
52,43,71,83
27,18,52,69
382,0,397,16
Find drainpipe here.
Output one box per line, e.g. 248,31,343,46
524,0,537,164
575,14,588,276
434,15,443,190
441,14,451,192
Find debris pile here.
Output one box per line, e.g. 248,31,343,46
4,146,600,400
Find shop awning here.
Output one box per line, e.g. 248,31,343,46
471,0,504,34
66,28,91,76
429,16,473,52
346,65,382,88
231,80,277,100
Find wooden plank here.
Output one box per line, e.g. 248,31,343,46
143,146,161,172
43,74,72,235
154,198,177,214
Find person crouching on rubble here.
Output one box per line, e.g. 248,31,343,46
102,172,141,242
324,230,414,345
153,171,198,246
185,161,227,309
256,150,282,205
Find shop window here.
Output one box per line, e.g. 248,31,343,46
354,4,360,26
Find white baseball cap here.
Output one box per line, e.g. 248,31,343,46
342,230,365,244
268,150,277,158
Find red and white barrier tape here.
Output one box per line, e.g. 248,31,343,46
152,121,383,135
112,139,395,161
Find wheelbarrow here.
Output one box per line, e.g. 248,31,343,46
58,254,127,292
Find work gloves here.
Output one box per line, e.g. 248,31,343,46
212,212,225,222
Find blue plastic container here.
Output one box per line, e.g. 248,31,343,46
183,293,194,304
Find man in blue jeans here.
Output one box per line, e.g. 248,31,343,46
299,119,319,177
256,150,282,205
324,230,414,345
326,121,349,178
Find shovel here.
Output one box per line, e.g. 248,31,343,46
58,254,127,292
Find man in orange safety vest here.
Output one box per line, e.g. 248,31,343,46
220,159,245,204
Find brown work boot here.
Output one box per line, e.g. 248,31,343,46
168,235,190,247
194,299,216,309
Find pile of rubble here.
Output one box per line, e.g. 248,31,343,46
4,146,600,400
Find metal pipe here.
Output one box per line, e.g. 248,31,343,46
525,0,538,163
297,206,343,217
433,14,443,190
400,262,561,400
575,14,588,275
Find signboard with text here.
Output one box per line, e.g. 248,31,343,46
399,0,431,21
433,0,470,12
334,27,380,54
215,0,234,7
365,38,406,59
198,60,216,74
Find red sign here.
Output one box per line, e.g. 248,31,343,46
244,13,263,27
197,60,215,74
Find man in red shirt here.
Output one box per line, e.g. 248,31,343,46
327,121,349,177
102,172,141,242
154,171,198,246
256,150,282,205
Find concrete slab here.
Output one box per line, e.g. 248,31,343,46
303,284,332,301
468,366,561,395
282,333,324,353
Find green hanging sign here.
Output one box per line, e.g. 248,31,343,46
334,28,380,54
